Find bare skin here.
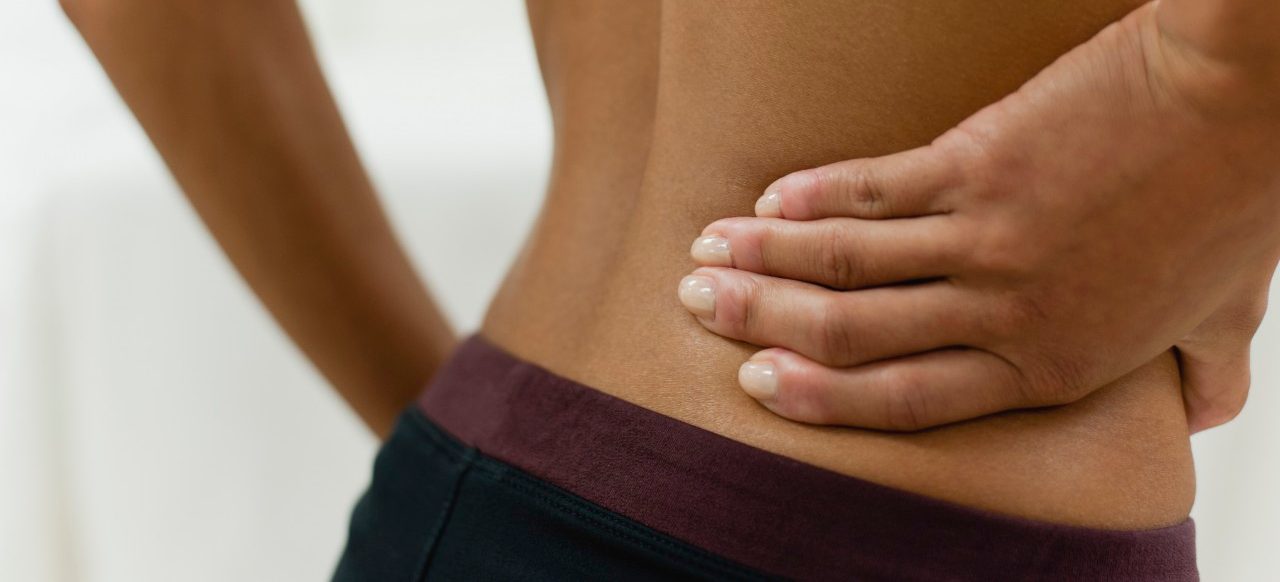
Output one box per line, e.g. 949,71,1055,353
685,1,1280,433
488,0,1195,529
63,0,455,439
69,0,1195,530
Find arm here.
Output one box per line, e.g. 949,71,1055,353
63,0,455,439
680,0,1280,431
1159,0,1280,75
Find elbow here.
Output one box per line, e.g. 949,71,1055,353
58,0,82,28
58,0,104,32
58,0,95,28
58,0,136,33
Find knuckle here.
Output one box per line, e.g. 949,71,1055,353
941,123,996,164
924,137,968,187
736,277,767,336
968,222,1040,276
879,370,929,431
810,297,858,364
1018,355,1093,407
752,224,783,272
820,164,889,217
983,292,1050,341
946,124,1021,204
720,274,763,337
815,226,861,288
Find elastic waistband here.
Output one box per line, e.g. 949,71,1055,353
417,336,1197,581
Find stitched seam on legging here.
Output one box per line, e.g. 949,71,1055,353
410,444,476,582
403,409,777,581
403,408,471,462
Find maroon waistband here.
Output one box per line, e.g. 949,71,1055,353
417,335,1197,581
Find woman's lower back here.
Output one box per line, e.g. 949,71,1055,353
481,0,1194,529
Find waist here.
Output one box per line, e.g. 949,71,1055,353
417,335,1197,580
480,211,1195,530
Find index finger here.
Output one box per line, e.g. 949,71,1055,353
757,144,960,220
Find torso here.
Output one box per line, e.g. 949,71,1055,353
482,0,1194,529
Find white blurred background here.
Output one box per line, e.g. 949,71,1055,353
0,1,1276,581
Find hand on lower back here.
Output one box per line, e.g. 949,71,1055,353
678,2,1280,432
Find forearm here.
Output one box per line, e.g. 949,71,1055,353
65,0,455,438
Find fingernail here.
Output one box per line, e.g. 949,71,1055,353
755,190,782,217
690,235,732,266
739,361,778,400
678,275,717,319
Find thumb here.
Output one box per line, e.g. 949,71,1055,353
1177,340,1252,433
1176,271,1272,433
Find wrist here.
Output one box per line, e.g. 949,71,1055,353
1150,1,1280,121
